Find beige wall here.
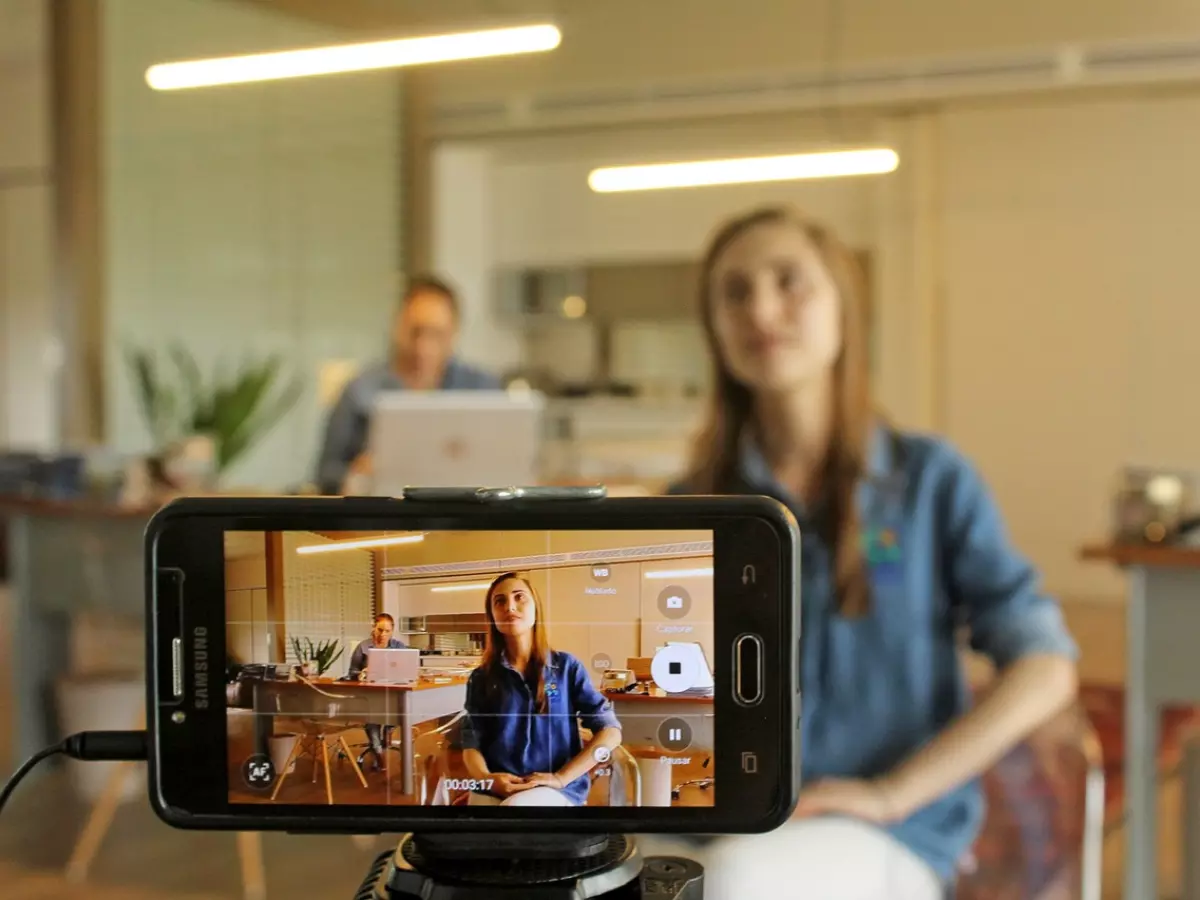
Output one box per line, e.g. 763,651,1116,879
0,0,56,450
225,535,268,665
935,92,1200,602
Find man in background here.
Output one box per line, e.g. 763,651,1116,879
315,275,500,494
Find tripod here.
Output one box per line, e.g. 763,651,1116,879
352,833,703,899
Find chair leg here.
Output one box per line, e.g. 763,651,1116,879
270,734,306,801
64,759,135,883
340,735,369,788
236,831,266,900
322,738,334,805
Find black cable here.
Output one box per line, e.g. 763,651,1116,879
0,730,147,817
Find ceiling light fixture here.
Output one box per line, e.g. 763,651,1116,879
430,581,495,593
295,534,425,555
587,148,899,193
146,24,562,91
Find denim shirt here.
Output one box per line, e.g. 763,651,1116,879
314,359,500,493
460,650,622,806
675,426,1077,881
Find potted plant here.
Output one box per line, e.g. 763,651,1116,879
290,636,344,678
125,342,304,488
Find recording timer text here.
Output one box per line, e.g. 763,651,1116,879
445,778,495,792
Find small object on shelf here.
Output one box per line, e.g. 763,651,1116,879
1113,467,1194,544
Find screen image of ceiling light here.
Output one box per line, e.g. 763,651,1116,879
587,148,899,193
146,24,562,91
295,534,425,554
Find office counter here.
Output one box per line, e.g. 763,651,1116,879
1080,542,1200,900
602,691,715,749
0,497,153,767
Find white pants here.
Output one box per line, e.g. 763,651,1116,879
467,786,575,807
636,817,944,900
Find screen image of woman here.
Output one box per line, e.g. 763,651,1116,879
460,572,623,807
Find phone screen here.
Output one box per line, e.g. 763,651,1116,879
150,496,797,833
225,528,716,811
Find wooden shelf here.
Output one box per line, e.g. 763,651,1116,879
1080,542,1200,570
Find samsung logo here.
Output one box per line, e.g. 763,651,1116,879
193,626,210,709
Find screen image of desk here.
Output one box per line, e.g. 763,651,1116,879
223,528,715,809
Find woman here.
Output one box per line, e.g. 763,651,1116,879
460,572,623,807
640,207,1079,899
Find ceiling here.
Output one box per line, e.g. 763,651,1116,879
228,0,562,35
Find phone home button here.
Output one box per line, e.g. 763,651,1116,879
733,633,764,706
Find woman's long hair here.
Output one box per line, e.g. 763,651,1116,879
480,572,552,712
681,206,875,616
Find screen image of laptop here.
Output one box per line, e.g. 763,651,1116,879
365,648,421,685
368,390,544,494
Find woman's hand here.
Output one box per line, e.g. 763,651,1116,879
523,772,565,790
490,772,532,798
793,778,901,824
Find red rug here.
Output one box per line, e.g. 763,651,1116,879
1077,683,1200,820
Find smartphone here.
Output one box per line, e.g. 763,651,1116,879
146,492,799,835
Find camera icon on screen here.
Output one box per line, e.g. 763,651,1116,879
656,584,692,619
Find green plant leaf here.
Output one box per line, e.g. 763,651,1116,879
223,368,305,472
168,343,205,430
125,345,177,448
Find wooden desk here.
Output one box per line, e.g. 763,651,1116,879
251,675,468,796
1081,542,1200,900
603,690,715,751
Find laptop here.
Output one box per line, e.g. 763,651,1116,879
365,648,421,685
368,390,544,494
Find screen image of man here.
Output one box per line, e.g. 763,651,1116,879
347,613,407,771
315,275,499,494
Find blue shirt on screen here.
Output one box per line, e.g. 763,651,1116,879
671,425,1078,882
461,649,622,806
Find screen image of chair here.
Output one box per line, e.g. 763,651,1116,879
268,680,371,805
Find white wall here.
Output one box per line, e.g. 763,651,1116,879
102,0,403,489
431,145,522,376
0,0,57,451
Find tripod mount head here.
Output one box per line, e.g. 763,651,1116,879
353,833,703,899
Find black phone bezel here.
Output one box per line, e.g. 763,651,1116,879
145,494,800,835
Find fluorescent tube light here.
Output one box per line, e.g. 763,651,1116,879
146,24,562,91
431,581,495,593
587,148,899,193
295,534,424,555
644,567,714,579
